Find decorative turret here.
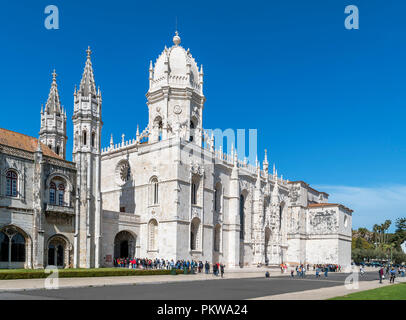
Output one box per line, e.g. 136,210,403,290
72,47,103,269
146,32,206,144
39,70,67,159
263,150,269,173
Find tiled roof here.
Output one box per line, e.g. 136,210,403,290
0,128,62,159
308,203,353,213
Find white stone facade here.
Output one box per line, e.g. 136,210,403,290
0,33,353,269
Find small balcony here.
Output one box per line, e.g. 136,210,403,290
45,203,75,215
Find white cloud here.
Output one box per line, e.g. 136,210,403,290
315,185,406,232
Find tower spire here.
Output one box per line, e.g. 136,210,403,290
79,46,97,96
39,69,67,159
44,69,62,115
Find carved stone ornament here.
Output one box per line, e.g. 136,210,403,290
239,180,250,192
173,105,182,115
115,160,131,186
309,209,338,233
190,162,204,176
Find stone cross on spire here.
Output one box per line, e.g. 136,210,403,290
173,31,181,46
86,46,92,59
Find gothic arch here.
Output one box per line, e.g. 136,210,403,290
214,181,222,215
114,230,137,259
46,234,72,268
2,167,23,199
148,219,158,251
191,174,201,205
190,217,201,251
45,173,73,207
0,224,32,269
149,176,159,205
45,172,73,194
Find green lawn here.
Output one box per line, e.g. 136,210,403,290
0,268,183,280
330,283,406,300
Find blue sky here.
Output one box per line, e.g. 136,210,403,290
0,0,405,231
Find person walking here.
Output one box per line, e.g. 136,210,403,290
379,267,384,284
315,267,320,278
390,267,396,284
220,264,225,278
324,266,329,278
205,261,210,274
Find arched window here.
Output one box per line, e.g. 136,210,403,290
214,224,221,252
240,195,245,240
149,177,159,205
58,184,65,206
190,121,195,142
0,232,9,262
191,183,197,205
190,218,201,251
214,183,222,213
279,205,283,231
148,220,158,251
56,146,60,155
83,130,87,146
49,182,56,205
191,176,199,205
6,170,18,197
11,233,25,262
91,132,95,147
214,189,217,211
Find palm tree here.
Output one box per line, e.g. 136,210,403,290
373,224,379,246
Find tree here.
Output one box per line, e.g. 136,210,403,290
396,218,406,233
393,218,406,248
373,224,380,245
383,220,392,244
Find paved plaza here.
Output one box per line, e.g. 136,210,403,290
0,269,404,300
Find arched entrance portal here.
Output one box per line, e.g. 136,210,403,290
47,235,70,268
114,231,136,259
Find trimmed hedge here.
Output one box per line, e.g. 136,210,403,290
0,268,184,280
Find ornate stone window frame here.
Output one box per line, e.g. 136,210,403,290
2,167,25,201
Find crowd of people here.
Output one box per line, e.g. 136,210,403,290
114,257,226,277
378,265,405,284
279,263,342,276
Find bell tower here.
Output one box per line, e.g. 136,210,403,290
146,32,206,145
39,70,67,158
72,47,103,268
